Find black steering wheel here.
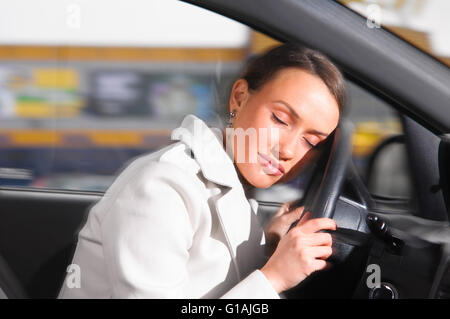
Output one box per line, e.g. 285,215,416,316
304,118,354,220
303,117,373,255
286,119,375,298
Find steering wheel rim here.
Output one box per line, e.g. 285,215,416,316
303,118,354,220
286,119,377,298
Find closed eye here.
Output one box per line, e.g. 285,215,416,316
271,113,287,126
303,137,316,148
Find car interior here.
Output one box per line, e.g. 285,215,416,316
0,0,449,299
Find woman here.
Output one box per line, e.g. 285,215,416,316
59,43,345,299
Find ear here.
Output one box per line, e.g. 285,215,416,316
229,78,250,113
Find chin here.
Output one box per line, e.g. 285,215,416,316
252,180,275,189
241,165,281,189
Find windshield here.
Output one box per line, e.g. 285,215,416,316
338,0,450,66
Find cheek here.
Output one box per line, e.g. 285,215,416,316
240,109,274,153
255,125,277,155
283,146,311,177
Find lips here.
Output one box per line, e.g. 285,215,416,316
258,153,285,176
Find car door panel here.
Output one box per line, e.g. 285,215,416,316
0,189,99,298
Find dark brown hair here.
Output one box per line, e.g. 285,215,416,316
240,43,346,115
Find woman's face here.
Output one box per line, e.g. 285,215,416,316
226,67,340,188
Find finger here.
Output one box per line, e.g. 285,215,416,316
294,232,332,247
295,211,311,227
308,232,333,247
309,246,333,260
274,202,290,217
283,205,304,223
288,205,304,216
311,259,328,272
297,217,337,234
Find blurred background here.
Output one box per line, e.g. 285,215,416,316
0,0,448,202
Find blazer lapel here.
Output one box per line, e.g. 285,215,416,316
214,186,252,258
213,184,267,281
171,114,263,279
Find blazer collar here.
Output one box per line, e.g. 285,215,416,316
171,114,240,189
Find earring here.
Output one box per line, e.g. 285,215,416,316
227,109,236,127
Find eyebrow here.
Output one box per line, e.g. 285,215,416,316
309,129,328,137
274,100,300,119
273,100,328,137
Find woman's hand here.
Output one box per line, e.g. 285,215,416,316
264,202,304,255
260,215,337,294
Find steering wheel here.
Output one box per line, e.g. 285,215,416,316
303,118,354,220
287,119,372,298
301,118,373,256
285,119,375,298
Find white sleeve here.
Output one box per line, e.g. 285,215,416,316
100,162,195,298
100,161,280,299
220,270,280,299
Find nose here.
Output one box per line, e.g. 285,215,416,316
276,133,296,161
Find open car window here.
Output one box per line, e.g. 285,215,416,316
0,0,250,192
0,0,417,213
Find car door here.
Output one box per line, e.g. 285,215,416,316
0,0,254,298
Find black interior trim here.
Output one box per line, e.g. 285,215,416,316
401,115,449,221
438,136,450,220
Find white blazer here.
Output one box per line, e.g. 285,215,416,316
58,114,280,299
